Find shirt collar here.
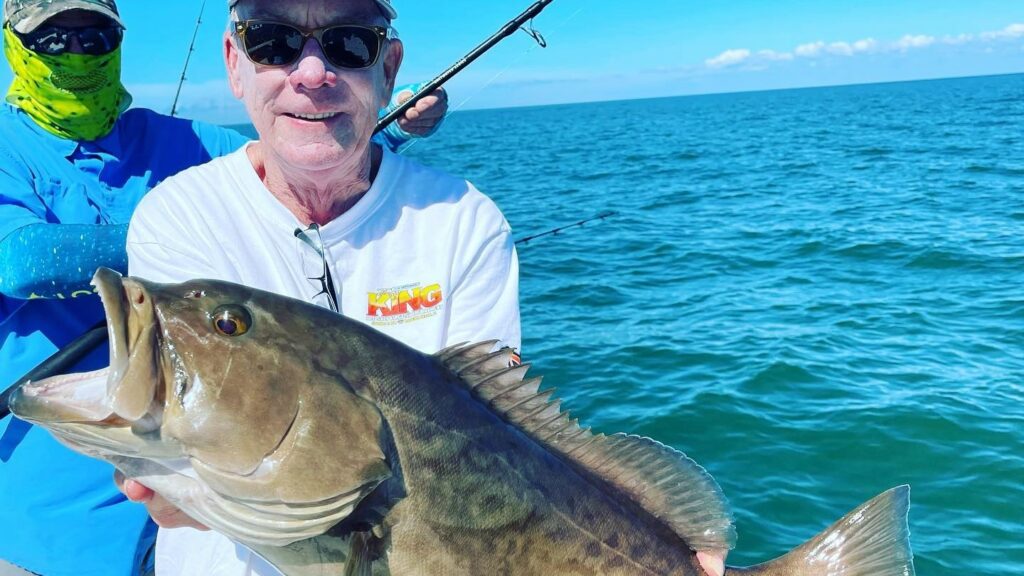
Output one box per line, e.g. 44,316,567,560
7,104,78,158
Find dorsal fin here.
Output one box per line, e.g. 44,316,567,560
437,340,498,367
437,343,736,552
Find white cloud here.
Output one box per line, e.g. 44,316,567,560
706,49,752,69
701,22,1022,73
895,34,936,51
852,38,878,52
794,41,825,57
796,39,876,58
942,34,974,45
981,23,1024,40
757,49,793,62
827,42,854,56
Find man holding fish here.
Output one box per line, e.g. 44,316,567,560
118,0,530,573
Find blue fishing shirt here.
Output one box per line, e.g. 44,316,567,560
0,103,248,576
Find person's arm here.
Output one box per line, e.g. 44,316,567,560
0,222,128,299
0,148,136,301
443,191,521,353
126,191,218,284
376,83,449,152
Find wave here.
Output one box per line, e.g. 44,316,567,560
964,164,1024,176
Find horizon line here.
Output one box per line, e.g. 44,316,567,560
219,70,1023,127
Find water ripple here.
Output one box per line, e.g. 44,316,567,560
407,74,1024,575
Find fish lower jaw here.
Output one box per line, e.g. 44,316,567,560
13,368,115,423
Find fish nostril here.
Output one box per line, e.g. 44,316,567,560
125,283,148,309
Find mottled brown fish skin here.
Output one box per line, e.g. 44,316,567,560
312,325,707,575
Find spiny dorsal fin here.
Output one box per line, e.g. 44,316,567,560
733,486,915,576
437,340,498,367
437,342,736,553
458,347,516,381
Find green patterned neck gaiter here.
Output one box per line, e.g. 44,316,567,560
4,25,131,141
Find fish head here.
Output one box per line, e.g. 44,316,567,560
10,268,392,546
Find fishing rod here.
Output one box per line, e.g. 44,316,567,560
515,211,618,246
170,0,207,118
0,321,108,420
375,0,556,134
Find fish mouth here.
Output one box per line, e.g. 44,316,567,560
10,268,164,432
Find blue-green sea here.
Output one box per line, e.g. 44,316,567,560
242,73,1024,574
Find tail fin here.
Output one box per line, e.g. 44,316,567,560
728,486,915,576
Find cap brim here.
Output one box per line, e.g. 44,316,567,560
11,1,124,34
226,1,395,20
376,1,397,20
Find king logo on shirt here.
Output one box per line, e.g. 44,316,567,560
367,281,445,326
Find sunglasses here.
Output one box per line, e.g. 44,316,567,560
15,23,123,56
295,224,340,313
233,20,390,70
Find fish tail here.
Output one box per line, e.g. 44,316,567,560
726,486,916,576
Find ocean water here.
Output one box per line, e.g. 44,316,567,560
239,74,1024,574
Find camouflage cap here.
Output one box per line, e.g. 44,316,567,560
4,0,123,33
226,0,397,20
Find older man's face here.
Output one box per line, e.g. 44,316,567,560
225,0,402,171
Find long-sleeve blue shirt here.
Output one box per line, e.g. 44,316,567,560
0,103,249,576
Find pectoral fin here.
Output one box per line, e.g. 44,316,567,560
343,531,380,576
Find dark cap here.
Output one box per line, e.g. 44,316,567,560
3,0,123,33
226,0,396,20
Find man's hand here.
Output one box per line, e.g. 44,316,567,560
697,549,727,576
114,470,209,531
394,87,448,136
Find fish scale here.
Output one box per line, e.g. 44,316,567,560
373,403,699,575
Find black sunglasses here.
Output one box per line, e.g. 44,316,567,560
233,20,389,70
15,23,123,56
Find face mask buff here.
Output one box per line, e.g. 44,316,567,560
4,25,131,141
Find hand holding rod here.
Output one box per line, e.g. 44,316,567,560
374,0,557,134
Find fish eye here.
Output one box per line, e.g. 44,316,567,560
211,305,252,337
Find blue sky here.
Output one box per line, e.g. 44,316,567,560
1,0,1022,123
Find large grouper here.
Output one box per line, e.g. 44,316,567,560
9,268,916,576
